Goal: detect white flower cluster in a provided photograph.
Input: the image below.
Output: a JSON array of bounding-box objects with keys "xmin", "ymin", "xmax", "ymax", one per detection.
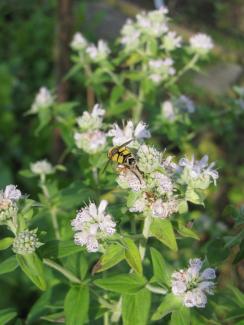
[
  {"xmin": 71, "ymin": 200, "xmax": 116, "ymax": 252},
  {"xmin": 161, "ymin": 95, "xmax": 195, "ymax": 122},
  {"xmin": 171, "ymin": 258, "xmax": 216, "ymax": 308},
  {"xmin": 70, "ymin": 32, "xmax": 110, "ymax": 62},
  {"xmin": 148, "ymin": 58, "xmax": 175, "ymax": 85},
  {"xmin": 189, "ymin": 33, "xmax": 214, "ymax": 54},
  {"xmin": 108, "ymin": 120, "xmax": 151, "ymax": 148},
  {"xmin": 0, "ymin": 185, "xmax": 22, "ymax": 223},
  {"xmin": 12, "ymin": 229, "xmax": 42, "ymax": 255},
  {"xmin": 31, "ymin": 159, "xmax": 54, "ymax": 176},
  {"xmin": 117, "ymin": 143, "xmax": 178, "ymax": 219},
  {"xmin": 30, "ymin": 87, "xmax": 54, "ymax": 114},
  {"xmin": 179, "ymin": 155, "xmax": 219, "ymax": 185},
  {"xmin": 74, "ymin": 104, "xmax": 107, "ymax": 154},
  {"xmin": 162, "ymin": 31, "xmax": 182, "ymax": 51}
]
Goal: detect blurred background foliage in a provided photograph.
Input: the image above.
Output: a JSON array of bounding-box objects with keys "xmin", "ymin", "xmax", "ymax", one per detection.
[{"xmin": 0, "ymin": 0, "xmax": 243, "ymax": 323}]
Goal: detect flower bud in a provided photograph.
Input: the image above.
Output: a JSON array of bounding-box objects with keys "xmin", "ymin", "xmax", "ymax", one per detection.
[{"xmin": 12, "ymin": 229, "xmax": 42, "ymax": 255}]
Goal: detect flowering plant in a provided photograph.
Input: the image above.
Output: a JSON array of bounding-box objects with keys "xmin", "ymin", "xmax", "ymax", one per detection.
[{"xmin": 0, "ymin": 6, "xmax": 243, "ymax": 325}]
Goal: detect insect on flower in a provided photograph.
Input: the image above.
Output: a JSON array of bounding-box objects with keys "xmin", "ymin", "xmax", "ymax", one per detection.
[{"xmin": 103, "ymin": 139, "xmax": 143, "ymax": 183}]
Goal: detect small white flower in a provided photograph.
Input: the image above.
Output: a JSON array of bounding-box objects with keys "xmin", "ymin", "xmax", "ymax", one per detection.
[
  {"xmin": 108, "ymin": 121, "xmax": 150, "ymax": 147},
  {"xmin": 129, "ymin": 194, "xmax": 147, "ymax": 213},
  {"xmin": 179, "ymin": 155, "xmax": 219, "ymax": 184},
  {"xmin": 161, "ymin": 100, "xmax": 176, "ymax": 121},
  {"xmin": 148, "ymin": 58, "xmax": 175, "ymax": 84},
  {"xmin": 74, "ymin": 130, "xmax": 106, "ymax": 154},
  {"xmin": 0, "ymin": 185, "xmax": 22, "ymax": 223},
  {"xmin": 3, "ymin": 185, "xmax": 22, "ymax": 201},
  {"xmin": 171, "ymin": 258, "xmax": 216, "ymax": 309},
  {"xmin": 149, "ymin": 74, "xmax": 163, "ymax": 84},
  {"xmin": 152, "ymin": 198, "xmax": 178, "ymax": 219},
  {"xmin": 189, "ymin": 33, "xmax": 214, "ymax": 54},
  {"xmin": 71, "ymin": 200, "xmax": 116, "ymax": 252},
  {"xmin": 86, "ymin": 40, "xmax": 110, "ymax": 62},
  {"xmin": 153, "ymin": 172, "xmax": 173, "ymax": 195},
  {"xmin": 70, "ymin": 32, "xmax": 87, "ymax": 51},
  {"xmin": 30, "ymin": 87, "xmax": 54, "ymax": 114},
  {"xmin": 76, "ymin": 104, "xmax": 105, "ymax": 132},
  {"xmin": 163, "ymin": 31, "xmax": 182, "ymax": 51},
  {"xmin": 31, "ymin": 160, "xmax": 54, "ymax": 176}
]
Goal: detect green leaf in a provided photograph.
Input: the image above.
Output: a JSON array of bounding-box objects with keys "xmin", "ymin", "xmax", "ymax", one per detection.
[
  {"xmin": 177, "ymin": 221, "xmax": 200, "ymax": 240},
  {"xmin": 92, "ymin": 244, "xmax": 125, "ymax": 274},
  {"xmin": 170, "ymin": 306, "xmax": 191, "ymax": 325},
  {"xmin": 122, "ymin": 289, "xmax": 151, "ymax": 325},
  {"xmin": 151, "ymin": 293, "xmax": 182, "ymax": 321},
  {"xmin": 150, "ymin": 219, "xmax": 178, "ymax": 252},
  {"xmin": 150, "ymin": 247, "xmax": 171, "ymax": 287},
  {"xmin": 124, "ymin": 238, "xmax": 142, "ymax": 274},
  {"xmin": 206, "ymin": 239, "xmax": 229, "ymax": 265},
  {"xmin": 39, "ymin": 240, "xmax": 84, "ymax": 259},
  {"xmin": 110, "ymin": 85, "xmax": 124, "ymax": 103},
  {"xmin": 0, "ymin": 256, "xmax": 18, "ymax": 275},
  {"xmin": 94, "ymin": 274, "xmax": 147, "ymax": 294},
  {"xmin": 64, "ymin": 286, "xmax": 89, "ymax": 325},
  {"xmin": 0, "ymin": 237, "xmax": 14, "ymax": 250},
  {"xmin": 185, "ymin": 187, "xmax": 205, "ymax": 205},
  {"xmin": 0, "ymin": 308, "xmax": 17, "ymax": 324},
  {"xmin": 107, "ymin": 99, "xmax": 136, "ymax": 117},
  {"xmin": 41, "ymin": 312, "xmax": 65, "ymax": 323},
  {"xmin": 17, "ymin": 253, "xmax": 47, "ymax": 290}
]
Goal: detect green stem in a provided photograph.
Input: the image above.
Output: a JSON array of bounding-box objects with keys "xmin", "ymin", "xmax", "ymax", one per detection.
[
  {"xmin": 146, "ymin": 284, "xmax": 167, "ymax": 295},
  {"xmin": 43, "ymin": 258, "xmax": 81, "ymax": 284},
  {"xmin": 40, "ymin": 178, "xmax": 60, "ymax": 240},
  {"xmin": 139, "ymin": 215, "xmax": 152, "ymax": 260},
  {"xmin": 165, "ymin": 53, "xmax": 199, "ymax": 87}
]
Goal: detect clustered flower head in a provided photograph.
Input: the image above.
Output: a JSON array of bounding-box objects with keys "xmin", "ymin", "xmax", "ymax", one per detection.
[
  {"xmin": 30, "ymin": 87, "xmax": 54, "ymax": 114},
  {"xmin": 148, "ymin": 58, "xmax": 175, "ymax": 85},
  {"xmin": 189, "ymin": 33, "xmax": 214, "ymax": 54},
  {"xmin": 70, "ymin": 32, "xmax": 110, "ymax": 63},
  {"xmin": 74, "ymin": 104, "xmax": 107, "ymax": 154},
  {"xmin": 161, "ymin": 95, "xmax": 195, "ymax": 122},
  {"xmin": 179, "ymin": 155, "xmax": 219, "ymax": 186},
  {"xmin": 108, "ymin": 120, "xmax": 151, "ymax": 148},
  {"xmin": 171, "ymin": 258, "xmax": 216, "ymax": 308},
  {"xmin": 0, "ymin": 185, "xmax": 22, "ymax": 223},
  {"xmin": 162, "ymin": 31, "xmax": 182, "ymax": 51},
  {"xmin": 31, "ymin": 159, "xmax": 54, "ymax": 176},
  {"xmin": 71, "ymin": 200, "xmax": 116, "ymax": 252},
  {"xmin": 12, "ymin": 229, "xmax": 42, "ymax": 255}
]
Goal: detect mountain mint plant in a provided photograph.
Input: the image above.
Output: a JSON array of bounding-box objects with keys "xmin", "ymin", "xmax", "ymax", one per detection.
[{"xmin": 1, "ymin": 6, "xmax": 241, "ymax": 325}]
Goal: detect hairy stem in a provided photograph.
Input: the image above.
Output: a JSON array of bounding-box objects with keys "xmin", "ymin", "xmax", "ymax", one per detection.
[
  {"xmin": 43, "ymin": 258, "xmax": 81, "ymax": 284},
  {"xmin": 139, "ymin": 215, "xmax": 152, "ymax": 260}
]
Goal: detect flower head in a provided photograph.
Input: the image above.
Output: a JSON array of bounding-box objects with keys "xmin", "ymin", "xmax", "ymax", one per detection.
[
  {"xmin": 31, "ymin": 160, "xmax": 54, "ymax": 176},
  {"xmin": 108, "ymin": 121, "xmax": 150, "ymax": 147},
  {"xmin": 163, "ymin": 31, "xmax": 182, "ymax": 51},
  {"xmin": 30, "ymin": 87, "xmax": 54, "ymax": 114},
  {"xmin": 86, "ymin": 40, "xmax": 110, "ymax": 62},
  {"xmin": 71, "ymin": 32, "xmax": 88, "ymax": 51},
  {"xmin": 12, "ymin": 229, "xmax": 42, "ymax": 255},
  {"xmin": 71, "ymin": 200, "xmax": 116, "ymax": 252},
  {"xmin": 171, "ymin": 258, "xmax": 216, "ymax": 308},
  {"xmin": 76, "ymin": 104, "xmax": 105, "ymax": 132},
  {"xmin": 0, "ymin": 185, "xmax": 22, "ymax": 223},
  {"xmin": 74, "ymin": 130, "xmax": 106, "ymax": 154},
  {"xmin": 117, "ymin": 165, "xmax": 145, "ymax": 192},
  {"xmin": 137, "ymin": 145, "xmax": 161, "ymax": 174},
  {"xmin": 189, "ymin": 33, "xmax": 214, "ymax": 54},
  {"xmin": 148, "ymin": 58, "xmax": 175, "ymax": 84}
]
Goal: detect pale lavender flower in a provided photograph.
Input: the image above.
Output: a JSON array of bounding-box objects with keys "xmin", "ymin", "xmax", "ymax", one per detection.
[
  {"xmin": 189, "ymin": 33, "xmax": 214, "ymax": 54},
  {"xmin": 31, "ymin": 160, "xmax": 54, "ymax": 176},
  {"xmin": 108, "ymin": 121, "xmax": 150, "ymax": 147},
  {"xmin": 163, "ymin": 31, "xmax": 182, "ymax": 51},
  {"xmin": 74, "ymin": 130, "xmax": 106, "ymax": 154},
  {"xmin": 171, "ymin": 258, "xmax": 216, "ymax": 308},
  {"xmin": 152, "ymin": 198, "xmax": 178, "ymax": 218},
  {"xmin": 71, "ymin": 200, "xmax": 116, "ymax": 252},
  {"xmin": 76, "ymin": 104, "xmax": 105, "ymax": 132},
  {"xmin": 0, "ymin": 185, "xmax": 22, "ymax": 223},
  {"xmin": 117, "ymin": 166, "xmax": 145, "ymax": 192},
  {"xmin": 86, "ymin": 40, "xmax": 110, "ymax": 62},
  {"xmin": 153, "ymin": 172, "xmax": 173, "ymax": 195},
  {"xmin": 137, "ymin": 145, "xmax": 161, "ymax": 174},
  {"xmin": 30, "ymin": 87, "xmax": 54, "ymax": 114},
  {"xmin": 161, "ymin": 100, "xmax": 176, "ymax": 121},
  {"xmin": 70, "ymin": 32, "xmax": 87, "ymax": 51}
]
